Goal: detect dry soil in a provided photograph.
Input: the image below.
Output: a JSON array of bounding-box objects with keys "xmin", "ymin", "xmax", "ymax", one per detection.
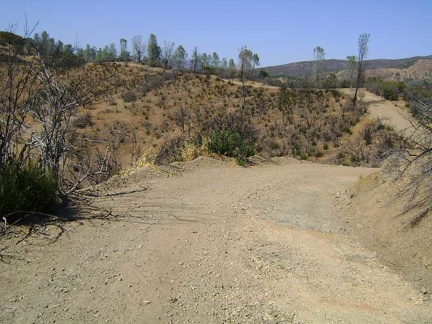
[{"xmin": 1, "ymin": 91, "xmax": 431, "ymax": 324}]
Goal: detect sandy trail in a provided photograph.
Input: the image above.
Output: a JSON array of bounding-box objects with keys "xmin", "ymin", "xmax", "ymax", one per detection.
[
  {"xmin": 341, "ymin": 89, "xmax": 415, "ymax": 135},
  {"xmin": 1, "ymin": 157, "xmax": 431, "ymax": 323},
  {"xmin": 363, "ymin": 92, "xmax": 413, "ymax": 133}
]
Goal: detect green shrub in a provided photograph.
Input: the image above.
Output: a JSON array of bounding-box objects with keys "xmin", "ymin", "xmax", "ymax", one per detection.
[
  {"xmin": 366, "ymin": 77, "xmax": 406, "ymax": 101},
  {"xmin": 0, "ymin": 163, "xmax": 59, "ymax": 218},
  {"xmin": 209, "ymin": 129, "xmax": 254, "ymax": 165},
  {"xmin": 270, "ymin": 142, "xmax": 280, "ymax": 150},
  {"xmin": 382, "ymin": 83, "xmax": 400, "ymax": 101}
]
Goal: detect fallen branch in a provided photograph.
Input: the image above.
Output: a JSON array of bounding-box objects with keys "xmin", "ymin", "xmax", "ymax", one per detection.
[
  {"xmin": 105, "ymin": 186, "xmax": 148, "ymax": 197},
  {"xmin": 409, "ymin": 208, "xmax": 430, "ymax": 228},
  {"xmin": 2, "ymin": 210, "xmax": 74, "ymax": 225}
]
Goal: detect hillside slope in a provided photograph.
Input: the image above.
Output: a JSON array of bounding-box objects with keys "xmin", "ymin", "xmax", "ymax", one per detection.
[
  {"xmin": 265, "ymin": 55, "xmax": 432, "ymax": 80},
  {"xmin": 69, "ymin": 63, "xmax": 388, "ymax": 174}
]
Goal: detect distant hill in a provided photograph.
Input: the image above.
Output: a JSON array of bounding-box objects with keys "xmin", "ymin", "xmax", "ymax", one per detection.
[{"xmin": 264, "ymin": 55, "xmax": 432, "ymax": 78}]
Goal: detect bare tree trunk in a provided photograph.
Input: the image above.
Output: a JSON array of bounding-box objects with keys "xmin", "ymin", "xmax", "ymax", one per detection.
[{"xmin": 352, "ymin": 33, "xmax": 370, "ymax": 106}]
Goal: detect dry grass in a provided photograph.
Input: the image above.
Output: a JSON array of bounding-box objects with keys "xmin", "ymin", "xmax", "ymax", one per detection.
[{"xmin": 21, "ymin": 61, "xmax": 404, "ymax": 187}]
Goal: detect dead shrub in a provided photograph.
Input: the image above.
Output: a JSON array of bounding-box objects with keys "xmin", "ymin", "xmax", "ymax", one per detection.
[
  {"xmin": 73, "ymin": 112, "xmax": 93, "ymax": 129},
  {"xmin": 122, "ymin": 90, "xmax": 137, "ymax": 103}
]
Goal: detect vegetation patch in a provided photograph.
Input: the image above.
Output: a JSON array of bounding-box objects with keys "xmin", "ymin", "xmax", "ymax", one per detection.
[
  {"xmin": 0, "ymin": 162, "xmax": 59, "ymax": 219},
  {"xmin": 208, "ymin": 129, "xmax": 254, "ymax": 165},
  {"xmin": 366, "ymin": 77, "xmax": 406, "ymax": 101}
]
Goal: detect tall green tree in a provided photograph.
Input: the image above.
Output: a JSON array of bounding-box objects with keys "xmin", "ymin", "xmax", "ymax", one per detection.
[
  {"xmin": 191, "ymin": 47, "xmax": 200, "ymax": 73},
  {"xmin": 212, "ymin": 52, "xmax": 220, "ymax": 69},
  {"xmin": 172, "ymin": 45, "xmax": 187, "ymax": 70},
  {"xmin": 95, "ymin": 44, "xmax": 117, "ymax": 62},
  {"xmin": 83, "ymin": 44, "xmax": 97, "ymax": 62},
  {"xmin": 40, "ymin": 31, "xmax": 52, "ymax": 56},
  {"xmin": 95, "ymin": 48, "xmax": 105, "ymax": 62},
  {"xmin": 147, "ymin": 33, "xmax": 161, "ymax": 67},
  {"xmin": 53, "ymin": 40, "xmax": 64, "ymax": 57},
  {"xmin": 33, "ymin": 31, "xmax": 53, "ymax": 56},
  {"xmin": 33, "ymin": 32, "xmax": 40, "ymax": 49},
  {"xmin": 228, "ymin": 58, "xmax": 236, "ymax": 79},
  {"xmin": 119, "ymin": 38, "xmax": 130, "ymax": 62},
  {"xmin": 110, "ymin": 43, "xmax": 117, "ymax": 60},
  {"xmin": 238, "ymin": 46, "xmax": 259, "ymax": 80},
  {"xmin": 200, "ymin": 53, "xmax": 210, "ymax": 70},
  {"xmin": 60, "ymin": 43, "xmax": 83, "ymax": 68}
]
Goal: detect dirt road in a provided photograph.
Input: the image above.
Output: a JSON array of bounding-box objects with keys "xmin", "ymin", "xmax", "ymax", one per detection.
[
  {"xmin": 1, "ymin": 156, "xmax": 431, "ymax": 323},
  {"xmin": 341, "ymin": 89, "xmax": 414, "ymax": 134}
]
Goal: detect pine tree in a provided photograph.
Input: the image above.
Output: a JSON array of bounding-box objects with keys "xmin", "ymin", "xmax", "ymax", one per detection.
[{"xmin": 147, "ymin": 34, "xmax": 161, "ymax": 67}]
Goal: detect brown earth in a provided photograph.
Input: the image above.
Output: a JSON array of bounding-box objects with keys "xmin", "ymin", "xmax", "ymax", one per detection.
[
  {"xmin": 339, "ymin": 89, "xmax": 413, "ymax": 134},
  {"xmin": 1, "ymin": 91, "xmax": 431, "ymax": 323},
  {"xmin": 365, "ymin": 59, "xmax": 432, "ymax": 81}
]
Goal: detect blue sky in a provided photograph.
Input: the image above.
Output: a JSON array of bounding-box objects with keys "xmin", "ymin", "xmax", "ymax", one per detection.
[{"xmin": 2, "ymin": 0, "xmax": 431, "ymax": 67}]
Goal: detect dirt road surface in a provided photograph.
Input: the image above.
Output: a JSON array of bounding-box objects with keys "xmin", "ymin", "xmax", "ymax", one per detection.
[
  {"xmin": 341, "ymin": 89, "xmax": 414, "ymax": 134},
  {"xmin": 1, "ymin": 156, "xmax": 431, "ymax": 323}
]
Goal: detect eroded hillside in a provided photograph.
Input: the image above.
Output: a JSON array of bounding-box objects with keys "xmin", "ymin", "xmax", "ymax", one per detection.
[{"xmin": 66, "ymin": 62, "xmax": 401, "ymax": 186}]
